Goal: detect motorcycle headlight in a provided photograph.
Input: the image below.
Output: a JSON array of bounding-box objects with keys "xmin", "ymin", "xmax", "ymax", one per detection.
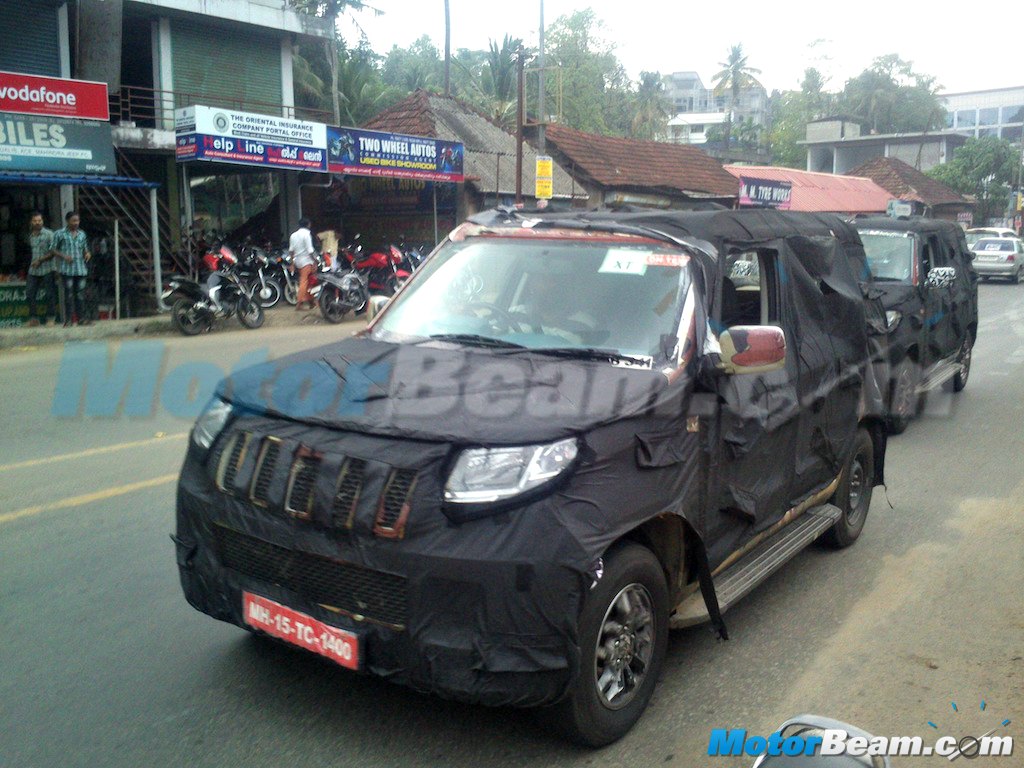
[
  {"xmin": 885, "ymin": 310, "xmax": 902, "ymax": 330},
  {"xmin": 444, "ymin": 438, "xmax": 579, "ymax": 514},
  {"xmin": 192, "ymin": 398, "xmax": 233, "ymax": 452}
]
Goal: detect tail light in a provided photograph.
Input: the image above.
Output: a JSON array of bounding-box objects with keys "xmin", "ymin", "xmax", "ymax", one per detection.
[{"xmin": 1007, "ymin": 254, "xmax": 1015, "ymax": 262}]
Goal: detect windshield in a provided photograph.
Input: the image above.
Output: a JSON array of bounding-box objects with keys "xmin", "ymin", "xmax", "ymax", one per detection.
[
  {"xmin": 372, "ymin": 234, "xmax": 692, "ymax": 361},
  {"xmin": 859, "ymin": 231, "xmax": 915, "ymax": 282},
  {"xmin": 974, "ymin": 238, "xmax": 1015, "ymax": 252}
]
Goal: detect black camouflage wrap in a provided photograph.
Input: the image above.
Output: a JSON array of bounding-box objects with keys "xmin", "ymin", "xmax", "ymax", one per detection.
[{"xmin": 175, "ymin": 208, "xmax": 885, "ymax": 707}]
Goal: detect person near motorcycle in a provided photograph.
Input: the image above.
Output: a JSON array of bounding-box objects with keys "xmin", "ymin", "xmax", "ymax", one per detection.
[{"xmin": 289, "ymin": 217, "xmax": 317, "ymax": 310}]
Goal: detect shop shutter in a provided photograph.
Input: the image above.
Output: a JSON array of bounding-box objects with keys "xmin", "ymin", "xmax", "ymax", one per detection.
[
  {"xmin": 0, "ymin": 0, "xmax": 61, "ymax": 77},
  {"xmin": 171, "ymin": 19, "xmax": 283, "ymax": 113}
]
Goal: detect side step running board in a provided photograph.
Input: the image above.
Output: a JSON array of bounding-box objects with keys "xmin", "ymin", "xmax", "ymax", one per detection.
[
  {"xmin": 918, "ymin": 355, "xmax": 962, "ymax": 393},
  {"xmin": 670, "ymin": 504, "xmax": 842, "ymax": 629}
]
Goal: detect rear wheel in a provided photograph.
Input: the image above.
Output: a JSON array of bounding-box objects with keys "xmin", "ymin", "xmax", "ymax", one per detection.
[
  {"xmin": 237, "ymin": 297, "xmax": 265, "ymax": 329},
  {"xmin": 824, "ymin": 428, "xmax": 874, "ymax": 548},
  {"xmin": 254, "ymin": 279, "xmax": 282, "ymax": 308},
  {"xmin": 282, "ymin": 281, "xmax": 298, "ymax": 305},
  {"xmin": 171, "ymin": 298, "xmax": 209, "ymax": 336},
  {"xmin": 319, "ymin": 282, "xmax": 366, "ymax": 324},
  {"xmin": 886, "ymin": 358, "xmax": 919, "ymax": 435},
  {"xmin": 544, "ymin": 543, "xmax": 669, "ymax": 747},
  {"xmin": 952, "ymin": 336, "xmax": 972, "ymax": 392}
]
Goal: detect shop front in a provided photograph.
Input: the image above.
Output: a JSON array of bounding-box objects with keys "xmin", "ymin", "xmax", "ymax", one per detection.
[{"xmin": 0, "ymin": 69, "xmax": 157, "ymax": 325}]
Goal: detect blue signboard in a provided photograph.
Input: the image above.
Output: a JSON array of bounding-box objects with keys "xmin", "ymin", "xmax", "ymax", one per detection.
[
  {"xmin": 327, "ymin": 126, "xmax": 464, "ymax": 183},
  {"xmin": 0, "ymin": 114, "xmax": 116, "ymax": 174}
]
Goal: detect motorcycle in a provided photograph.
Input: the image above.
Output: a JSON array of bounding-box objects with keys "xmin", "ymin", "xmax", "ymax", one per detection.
[
  {"xmin": 236, "ymin": 242, "xmax": 283, "ymax": 309},
  {"xmin": 340, "ymin": 235, "xmax": 411, "ymax": 296},
  {"xmin": 317, "ymin": 269, "xmax": 369, "ymax": 324},
  {"xmin": 162, "ymin": 269, "xmax": 265, "ymax": 336}
]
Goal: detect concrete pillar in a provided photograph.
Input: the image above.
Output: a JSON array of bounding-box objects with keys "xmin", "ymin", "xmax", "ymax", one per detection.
[{"xmin": 281, "ymin": 173, "xmax": 301, "ymax": 236}]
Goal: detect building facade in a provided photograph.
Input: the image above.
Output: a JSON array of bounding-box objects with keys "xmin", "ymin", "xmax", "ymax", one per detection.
[
  {"xmin": 663, "ymin": 70, "xmax": 769, "ymax": 129},
  {"xmin": 941, "ymin": 86, "xmax": 1024, "ymax": 143},
  {"xmin": 801, "ymin": 118, "xmax": 966, "ymax": 175}
]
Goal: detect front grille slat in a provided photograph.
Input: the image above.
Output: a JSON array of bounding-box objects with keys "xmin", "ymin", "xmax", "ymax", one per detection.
[
  {"xmin": 249, "ymin": 437, "xmax": 282, "ymax": 507},
  {"xmin": 285, "ymin": 451, "xmax": 321, "ymax": 520},
  {"xmin": 216, "ymin": 432, "xmax": 251, "ymax": 492},
  {"xmin": 333, "ymin": 457, "xmax": 367, "ymax": 529},
  {"xmin": 374, "ymin": 469, "xmax": 417, "ymax": 539},
  {"xmin": 215, "ymin": 525, "xmax": 408, "ymax": 628}
]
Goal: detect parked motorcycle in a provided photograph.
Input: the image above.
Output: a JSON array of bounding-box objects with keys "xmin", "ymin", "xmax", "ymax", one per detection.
[
  {"xmin": 162, "ymin": 270, "xmax": 264, "ymax": 336},
  {"xmin": 317, "ymin": 269, "xmax": 369, "ymax": 324},
  {"xmin": 236, "ymin": 243, "xmax": 283, "ymax": 309},
  {"xmin": 340, "ymin": 234, "xmax": 410, "ymax": 296}
]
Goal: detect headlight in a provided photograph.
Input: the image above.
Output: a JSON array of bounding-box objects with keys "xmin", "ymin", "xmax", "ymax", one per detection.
[
  {"xmin": 192, "ymin": 398, "xmax": 233, "ymax": 451},
  {"xmin": 885, "ymin": 310, "xmax": 902, "ymax": 330},
  {"xmin": 444, "ymin": 437, "xmax": 579, "ymax": 506}
]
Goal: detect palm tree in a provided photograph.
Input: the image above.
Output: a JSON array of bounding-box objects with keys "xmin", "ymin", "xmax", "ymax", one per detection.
[
  {"xmin": 631, "ymin": 71, "xmax": 671, "ymax": 140},
  {"xmin": 712, "ymin": 44, "xmax": 762, "ymax": 148}
]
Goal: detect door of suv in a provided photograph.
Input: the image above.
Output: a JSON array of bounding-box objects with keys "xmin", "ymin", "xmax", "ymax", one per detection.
[{"xmin": 921, "ymin": 235, "xmax": 959, "ymax": 365}]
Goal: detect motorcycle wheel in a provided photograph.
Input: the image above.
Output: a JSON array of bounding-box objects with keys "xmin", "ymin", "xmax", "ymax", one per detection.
[
  {"xmin": 283, "ymin": 281, "xmax": 298, "ymax": 305},
  {"xmin": 171, "ymin": 298, "xmax": 209, "ymax": 336},
  {"xmin": 256, "ymin": 279, "xmax": 283, "ymax": 309},
  {"xmin": 237, "ymin": 297, "xmax": 265, "ymax": 329},
  {"xmin": 319, "ymin": 282, "xmax": 366, "ymax": 324}
]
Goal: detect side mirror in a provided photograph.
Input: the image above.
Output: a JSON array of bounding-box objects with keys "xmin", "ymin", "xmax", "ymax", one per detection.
[
  {"xmin": 718, "ymin": 325, "xmax": 787, "ymax": 375},
  {"xmin": 367, "ymin": 294, "xmax": 390, "ymax": 322},
  {"xmin": 926, "ymin": 266, "xmax": 956, "ymax": 289}
]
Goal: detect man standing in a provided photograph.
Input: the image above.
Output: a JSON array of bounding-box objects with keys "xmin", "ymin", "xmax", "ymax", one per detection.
[
  {"xmin": 289, "ymin": 217, "xmax": 316, "ymax": 311},
  {"xmin": 52, "ymin": 211, "xmax": 92, "ymax": 327},
  {"xmin": 25, "ymin": 212, "xmax": 57, "ymax": 327}
]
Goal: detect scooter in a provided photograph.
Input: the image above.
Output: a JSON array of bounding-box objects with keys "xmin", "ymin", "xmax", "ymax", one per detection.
[{"xmin": 162, "ymin": 269, "xmax": 265, "ymax": 336}]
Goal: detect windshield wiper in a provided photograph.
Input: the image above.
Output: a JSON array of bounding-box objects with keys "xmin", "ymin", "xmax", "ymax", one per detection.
[
  {"xmin": 526, "ymin": 346, "xmax": 654, "ymax": 367},
  {"xmin": 424, "ymin": 333, "xmax": 527, "ymax": 349}
]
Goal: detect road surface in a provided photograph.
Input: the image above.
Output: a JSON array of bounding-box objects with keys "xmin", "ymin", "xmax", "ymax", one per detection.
[{"xmin": 1, "ymin": 288, "xmax": 1021, "ymax": 767}]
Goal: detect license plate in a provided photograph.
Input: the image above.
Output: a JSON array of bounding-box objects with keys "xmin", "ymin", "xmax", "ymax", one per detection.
[
  {"xmin": 976, "ymin": 254, "xmax": 998, "ymax": 261},
  {"xmin": 243, "ymin": 592, "xmax": 360, "ymax": 670}
]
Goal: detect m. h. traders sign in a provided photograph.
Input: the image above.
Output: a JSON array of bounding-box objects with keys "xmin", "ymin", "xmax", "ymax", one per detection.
[
  {"xmin": 738, "ymin": 176, "xmax": 793, "ymax": 209},
  {"xmin": 0, "ymin": 115, "xmax": 116, "ymax": 174},
  {"xmin": 174, "ymin": 106, "xmax": 328, "ymax": 172},
  {"xmin": 327, "ymin": 126, "xmax": 464, "ymax": 183},
  {"xmin": 0, "ymin": 71, "xmax": 110, "ymax": 121}
]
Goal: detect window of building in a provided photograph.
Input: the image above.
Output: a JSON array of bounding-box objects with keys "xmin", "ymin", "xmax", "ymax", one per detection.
[
  {"xmin": 979, "ymin": 107, "xmax": 1000, "ymax": 126},
  {"xmin": 978, "ymin": 127, "xmax": 999, "ymax": 138},
  {"xmin": 1001, "ymin": 125, "xmax": 1023, "ymax": 142},
  {"xmin": 956, "ymin": 110, "xmax": 977, "ymax": 128},
  {"xmin": 944, "ymin": 111, "xmax": 955, "ymax": 128},
  {"xmin": 1002, "ymin": 105, "xmax": 1024, "ymax": 123}
]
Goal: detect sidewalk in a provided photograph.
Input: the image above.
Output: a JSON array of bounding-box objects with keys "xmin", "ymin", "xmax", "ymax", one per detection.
[{"xmin": 0, "ymin": 305, "xmax": 365, "ymax": 350}]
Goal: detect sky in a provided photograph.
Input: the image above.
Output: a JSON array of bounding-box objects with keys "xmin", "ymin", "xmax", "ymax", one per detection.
[{"xmin": 339, "ymin": 0, "xmax": 1018, "ymax": 95}]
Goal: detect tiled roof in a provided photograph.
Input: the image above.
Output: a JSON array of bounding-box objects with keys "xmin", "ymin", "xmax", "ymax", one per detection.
[
  {"xmin": 724, "ymin": 165, "xmax": 892, "ymax": 213},
  {"xmin": 542, "ymin": 123, "xmax": 738, "ymax": 198},
  {"xmin": 848, "ymin": 156, "xmax": 967, "ymax": 207},
  {"xmin": 362, "ymin": 90, "xmax": 582, "ymax": 199}
]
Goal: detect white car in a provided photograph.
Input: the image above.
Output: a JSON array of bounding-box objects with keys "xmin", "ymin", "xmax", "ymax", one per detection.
[
  {"xmin": 966, "ymin": 227, "xmax": 1019, "ymax": 247},
  {"xmin": 971, "ymin": 237, "xmax": 1024, "ymax": 282}
]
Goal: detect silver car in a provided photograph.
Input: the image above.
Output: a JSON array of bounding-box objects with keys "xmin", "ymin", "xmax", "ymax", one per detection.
[{"xmin": 971, "ymin": 237, "xmax": 1023, "ymax": 282}]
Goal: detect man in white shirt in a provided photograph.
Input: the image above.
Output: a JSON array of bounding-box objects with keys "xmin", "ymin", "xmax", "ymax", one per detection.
[{"xmin": 289, "ymin": 217, "xmax": 317, "ymax": 310}]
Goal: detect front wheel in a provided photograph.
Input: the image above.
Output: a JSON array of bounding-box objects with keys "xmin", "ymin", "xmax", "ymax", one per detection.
[
  {"xmin": 319, "ymin": 282, "xmax": 366, "ymax": 324},
  {"xmin": 544, "ymin": 543, "xmax": 669, "ymax": 747},
  {"xmin": 886, "ymin": 358, "xmax": 919, "ymax": 435},
  {"xmin": 171, "ymin": 298, "xmax": 209, "ymax": 336},
  {"xmin": 255, "ymin": 279, "xmax": 282, "ymax": 308},
  {"xmin": 823, "ymin": 428, "xmax": 874, "ymax": 548},
  {"xmin": 282, "ymin": 280, "xmax": 298, "ymax": 305},
  {"xmin": 237, "ymin": 297, "xmax": 265, "ymax": 329}
]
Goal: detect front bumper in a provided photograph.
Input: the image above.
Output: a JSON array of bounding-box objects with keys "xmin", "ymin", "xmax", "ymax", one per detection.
[{"xmin": 174, "ymin": 419, "xmax": 587, "ymax": 708}]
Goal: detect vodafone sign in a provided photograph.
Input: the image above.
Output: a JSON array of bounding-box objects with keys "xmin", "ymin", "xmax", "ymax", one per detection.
[{"xmin": 0, "ymin": 71, "xmax": 109, "ymax": 121}]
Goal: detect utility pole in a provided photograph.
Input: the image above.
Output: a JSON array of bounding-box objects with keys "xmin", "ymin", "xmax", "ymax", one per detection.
[
  {"xmin": 515, "ymin": 44, "xmax": 525, "ymax": 204},
  {"xmin": 444, "ymin": 0, "xmax": 451, "ymax": 97},
  {"xmin": 538, "ymin": 0, "xmax": 546, "ymax": 154}
]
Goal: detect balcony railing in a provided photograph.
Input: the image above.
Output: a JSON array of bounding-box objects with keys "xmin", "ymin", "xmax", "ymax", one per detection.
[{"xmin": 108, "ymin": 85, "xmax": 333, "ymax": 129}]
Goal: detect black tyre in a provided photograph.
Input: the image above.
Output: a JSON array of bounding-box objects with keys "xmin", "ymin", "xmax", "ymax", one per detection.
[
  {"xmin": 952, "ymin": 336, "xmax": 972, "ymax": 393},
  {"xmin": 237, "ymin": 298, "xmax": 265, "ymax": 329},
  {"xmin": 171, "ymin": 298, "xmax": 209, "ymax": 336},
  {"xmin": 545, "ymin": 543, "xmax": 669, "ymax": 747},
  {"xmin": 283, "ymin": 281, "xmax": 298, "ymax": 305},
  {"xmin": 1014, "ymin": 269, "xmax": 1022, "ymax": 285},
  {"xmin": 254, "ymin": 279, "xmax": 282, "ymax": 309},
  {"xmin": 319, "ymin": 282, "xmax": 366, "ymax": 324},
  {"xmin": 824, "ymin": 428, "xmax": 874, "ymax": 548},
  {"xmin": 886, "ymin": 358, "xmax": 919, "ymax": 435}
]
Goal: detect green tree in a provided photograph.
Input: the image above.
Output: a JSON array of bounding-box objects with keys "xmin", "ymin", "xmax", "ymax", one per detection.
[
  {"xmin": 837, "ymin": 55, "xmax": 943, "ymax": 134},
  {"xmin": 929, "ymin": 136, "xmax": 1018, "ymax": 222},
  {"xmin": 382, "ymin": 35, "xmax": 445, "ymax": 93},
  {"xmin": 631, "ymin": 71, "xmax": 671, "ymax": 140},
  {"xmin": 767, "ymin": 67, "xmax": 834, "ymax": 168},
  {"xmin": 712, "ymin": 44, "xmax": 762, "ymax": 147}
]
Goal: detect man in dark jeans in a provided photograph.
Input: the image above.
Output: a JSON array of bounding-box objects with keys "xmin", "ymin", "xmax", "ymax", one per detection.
[
  {"xmin": 25, "ymin": 211, "xmax": 57, "ymax": 326},
  {"xmin": 52, "ymin": 211, "xmax": 92, "ymax": 327}
]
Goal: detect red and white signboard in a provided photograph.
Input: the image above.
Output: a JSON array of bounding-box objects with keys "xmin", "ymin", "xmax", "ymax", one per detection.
[
  {"xmin": 243, "ymin": 591, "xmax": 361, "ymax": 670},
  {"xmin": 0, "ymin": 71, "xmax": 110, "ymax": 121}
]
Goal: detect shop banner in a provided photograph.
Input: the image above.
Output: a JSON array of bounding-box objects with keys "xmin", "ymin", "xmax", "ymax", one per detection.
[
  {"xmin": 535, "ymin": 155, "xmax": 553, "ymax": 200},
  {"xmin": 327, "ymin": 126, "xmax": 464, "ymax": 182},
  {"xmin": 738, "ymin": 176, "xmax": 792, "ymax": 209},
  {"xmin": 174, "ymin": 106, "xmax": 328, "ymax": 172},
  {"xmin": 0, "ymin": 71, "xmax": 110, "ymax": 121},
  {"xmin": 0, "ymin": 115, "xmax": 116, "ymax": 174}
]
